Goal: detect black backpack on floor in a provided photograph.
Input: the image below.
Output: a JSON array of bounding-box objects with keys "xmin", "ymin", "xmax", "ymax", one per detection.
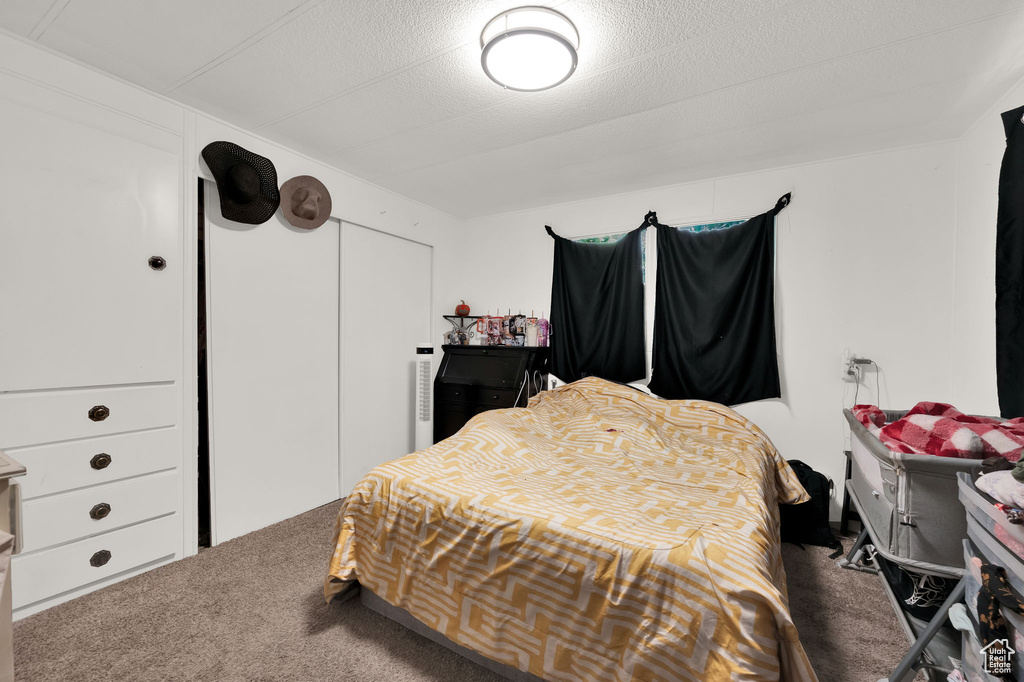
[{"xmin": 779, "ymin": 460, "xmax": 842, "ymax": 557}]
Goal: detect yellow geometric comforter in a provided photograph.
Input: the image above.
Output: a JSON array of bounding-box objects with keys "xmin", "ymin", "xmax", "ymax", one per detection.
[{"xmin": 325, "ymin": 377, "xmax": 817, "ymax": 681}]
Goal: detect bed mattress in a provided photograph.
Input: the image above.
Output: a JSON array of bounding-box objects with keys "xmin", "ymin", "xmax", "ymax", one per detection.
[{"xmin": 325, "ymin": 377, "xmax": 816, "ymax": 681}]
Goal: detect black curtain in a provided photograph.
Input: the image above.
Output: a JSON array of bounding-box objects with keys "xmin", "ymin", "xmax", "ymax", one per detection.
[
  {"xmin": 648, "ymin": 196, "xmax": 789, "ymax": 404},
  {"xmin": 998, "ymin": 105, "xmax": 1024, "ymax": 418},
  {"xmin": 547, "ymin": 225, "xmax": 646, "ymax": 383}
]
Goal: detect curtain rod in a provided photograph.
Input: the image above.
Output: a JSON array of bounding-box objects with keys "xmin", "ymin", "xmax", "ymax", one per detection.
[
  {"xmin": 546, "ymin": 193, "xmax": 792, "ymax": 240},
  {"xmin": 644, "ymin": 192, "xmax": 792, "ymax": 229},
  {"xmin": 547, "ymin": 213, "xmax": 756, "ymax": 240}
]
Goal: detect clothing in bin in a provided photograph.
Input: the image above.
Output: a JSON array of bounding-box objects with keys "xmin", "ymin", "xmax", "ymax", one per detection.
[{"xmin": 959, "ymin": 472, "xmax": 1024, "ymax": 680}]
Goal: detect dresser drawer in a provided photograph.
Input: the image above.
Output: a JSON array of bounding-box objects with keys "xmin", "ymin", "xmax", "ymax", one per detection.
[
  {"xmin": 12, "ymin": 513, "xmax": 180, "ymax": 611},
  {"xmin": 0, "ymin": 384, "xmax": 177, "ymax": 449},
  {"xmin": 7, "ymin": 427, "xmax": 179, "ymax": 500},
  {"xmin": 435, "ymin": 384, "xmax": 474, "ymax": 404},
  {"xmin": 436, "ymin": 385, "xmax": 521, "ymax": 407},
  {"xmin": 477, "ymin": 388, "xmax": 522, "ymax": 407},
  {"xmin": 20, "ymin": 470, "xmax": 177, "ymax": 553}
]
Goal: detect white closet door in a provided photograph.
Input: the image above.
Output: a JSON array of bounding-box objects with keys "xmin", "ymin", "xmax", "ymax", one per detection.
[
  {"xmin": 340, "ymin": 222, "xmax": 432, "ymax": 493},
  {"xmin": 206, "ymin": 186, "xmax": 340, "ymax": 544},
  {"xmin": 0, "ymin": 78, "xmax": 181, "ymax": 392}
]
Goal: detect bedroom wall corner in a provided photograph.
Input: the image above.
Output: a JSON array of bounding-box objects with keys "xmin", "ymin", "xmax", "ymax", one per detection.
[{"xmin": 950, "ymin": 76, "xmax": 1024, "ymax": 417}]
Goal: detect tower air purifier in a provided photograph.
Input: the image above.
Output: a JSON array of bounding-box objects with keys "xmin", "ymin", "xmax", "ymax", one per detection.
[{"xmin": 414, "ymin": 344, "xmax": 434, "ymax": 451}]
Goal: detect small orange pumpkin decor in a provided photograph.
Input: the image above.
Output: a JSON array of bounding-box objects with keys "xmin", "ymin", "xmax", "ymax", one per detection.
[{"xmin": 455, "ymin": 300, "xmax": 471, "ymax": 316}]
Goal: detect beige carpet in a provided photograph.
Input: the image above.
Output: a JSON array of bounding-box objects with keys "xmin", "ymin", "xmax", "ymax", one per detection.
[{"xmin": 13, "ymin": 502, "xmax": 918, "ymax": 681}]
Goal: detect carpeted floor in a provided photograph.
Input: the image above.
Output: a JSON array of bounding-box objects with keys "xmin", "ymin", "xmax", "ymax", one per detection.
[{"xmin": 13, "ymin": 502, "xmax": 917, "ymax": 681}]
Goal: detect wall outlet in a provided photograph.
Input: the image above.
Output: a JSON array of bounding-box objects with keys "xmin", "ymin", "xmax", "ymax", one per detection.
[{"xmin": 841, "ymin": 347, "xmax": 858, "ymax": 382}]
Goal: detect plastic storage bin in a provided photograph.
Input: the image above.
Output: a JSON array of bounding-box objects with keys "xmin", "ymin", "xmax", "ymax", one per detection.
[
  {"xmin": 960, "ymin": 489, "xmax": 1024, "ymax": 682},
  {"xmin": 958, "ymin": 471, "xmax": 1024, "ymax": 562},
  {"xmin": 845, "ymin": 408, "xmax": 984, "ymax": 573},
  {"xmin": 961, "ymin": 622, "xmax": 1006, "ymax": 682},
  {"xmin": 962, "ymin": 538, "xmax": 1024, "ymax": 678}
]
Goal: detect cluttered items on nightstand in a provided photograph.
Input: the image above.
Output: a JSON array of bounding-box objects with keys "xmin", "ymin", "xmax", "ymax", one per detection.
[{"xmin": 442, "ymin": 300, "xmax": 550, "ymax": 347}]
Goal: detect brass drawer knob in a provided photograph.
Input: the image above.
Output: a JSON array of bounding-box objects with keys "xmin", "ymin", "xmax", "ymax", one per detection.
[
  {"xmin": 90, "ymin": 550, "xmax": 112, "ymax": 567},
  {"xmin": 90, "ymin": 503, "xmax": 112, "ymax": 520},
  {"xmin": 90, "ymin": 453, "xmax": 112, "ymax": 470},
  {"xmin": 88, "ymin": 405, "xmax": 110, "ymax": 422},
  {"xmin": 148, "ymin": 256, "xmax": 166, "ymax": 270}
]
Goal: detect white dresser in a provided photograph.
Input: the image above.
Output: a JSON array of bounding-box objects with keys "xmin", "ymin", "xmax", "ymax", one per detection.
[
  {"xmin": 0, "ymin": 451, "xmax": 26, "ymax": 682},
  {"xmin": 0, "ymin": 40, "xmax": 186, "ymax": 618},
  {"xmin": 0, "ymin": 390, "xmax": 182, "ymax": 618}
]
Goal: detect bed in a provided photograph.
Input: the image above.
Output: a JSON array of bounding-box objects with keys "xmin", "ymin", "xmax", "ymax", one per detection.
[{"xmin": 325, "ymin": 377, "xmax": 817, "ymax": 681}]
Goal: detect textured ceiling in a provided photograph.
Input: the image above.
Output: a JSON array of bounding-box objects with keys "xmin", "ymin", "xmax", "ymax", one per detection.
[{"xmin": 4, "ymin": 0, "xmax": 1024, "ymax": 218}]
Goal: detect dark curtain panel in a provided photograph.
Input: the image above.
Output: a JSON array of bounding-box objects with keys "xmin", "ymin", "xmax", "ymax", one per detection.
[
  {"xmin": 547, "ymin": 225, "xmax": 646, "ymax": 383},
  {"xmin": 998, "ymin": 104, "xmax": 1024, "ymax": 418},
  {"xmin": 649, "ymin": 199, "xmax": 787, "ymax": 404}
]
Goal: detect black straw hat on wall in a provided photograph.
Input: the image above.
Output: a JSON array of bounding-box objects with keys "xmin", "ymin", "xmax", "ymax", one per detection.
[{"xmin": 201, "ymin": 141, "xmax": 280, "ymax": 225}]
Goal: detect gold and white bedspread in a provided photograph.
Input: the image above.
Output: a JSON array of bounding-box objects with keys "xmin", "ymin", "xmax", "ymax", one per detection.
[{"xmin": 325, "ymin": 377, "xmax": 816, "ymax": 681}]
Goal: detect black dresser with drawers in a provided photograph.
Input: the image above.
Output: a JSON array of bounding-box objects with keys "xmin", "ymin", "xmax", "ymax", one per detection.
[{"xmin": 433, "ymin": 345, "xmax": 550, "ymax": 443}]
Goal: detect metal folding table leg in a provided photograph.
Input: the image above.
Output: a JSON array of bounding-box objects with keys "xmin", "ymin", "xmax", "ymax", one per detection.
[
  {"xmin": 836, "ymin": 526, "xmax": 878, "ymax": 574},
  {"xmin": 880, "ymin": 576, "xmax": 966, "ymax": 682},
  {"xmin": 840, "ymin": 450, "xmax": 857, "ymax": 535}
]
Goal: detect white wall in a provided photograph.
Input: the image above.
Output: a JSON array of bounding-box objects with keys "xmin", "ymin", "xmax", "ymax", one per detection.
[
  {"xmin": 444, "ymin": 143, "xmax": 967, "ymax": 509},
  {"xmin": 951, "ymin": 77, "xmax": 1024, "ymax": 416}
]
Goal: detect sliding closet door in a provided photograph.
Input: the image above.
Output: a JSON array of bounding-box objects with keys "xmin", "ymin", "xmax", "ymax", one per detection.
[
  {"xmin": 205, "ymin": 185, "xmax": 340, "ymax": 544},
  {"xmin": 340, "ymin": 223, "xmax": 432, "ymax": 493}
]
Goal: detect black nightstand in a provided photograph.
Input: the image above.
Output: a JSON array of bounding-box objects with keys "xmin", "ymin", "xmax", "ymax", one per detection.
[{"xmin": 433, "ymin": 345, "xmax": 549, "ymax": 443}]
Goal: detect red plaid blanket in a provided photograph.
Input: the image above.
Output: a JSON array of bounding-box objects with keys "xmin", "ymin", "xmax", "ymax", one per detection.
[{"xmin": 852, "ymin": 402, "xmax": 1024, "ymax": 461}]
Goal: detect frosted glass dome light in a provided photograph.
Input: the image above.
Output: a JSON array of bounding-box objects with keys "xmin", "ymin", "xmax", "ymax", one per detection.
[{"xmin": 480, "ymin": 7, "xmax": 579, "ymax": 92}]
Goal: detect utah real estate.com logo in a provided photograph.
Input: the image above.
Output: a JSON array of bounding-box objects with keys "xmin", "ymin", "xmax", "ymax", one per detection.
[{"xmin": 982, "ymin": 639, "xmax": 1015, "ymax": 675}]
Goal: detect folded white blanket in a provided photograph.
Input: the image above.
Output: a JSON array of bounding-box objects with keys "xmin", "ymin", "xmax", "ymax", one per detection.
[{"xmin": 977, "ymin": 470, "xmax": 1024, "ymax": 507}]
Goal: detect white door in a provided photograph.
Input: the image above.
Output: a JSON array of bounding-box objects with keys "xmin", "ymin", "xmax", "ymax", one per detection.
[
  {"xmin": 340, "ymin": 222, "xmax": 432, "ymax": 493},
  {"xmin": 205, "ymin": 183, "xmax": 340, "ymax": 543},
  {"xmin": 0, "ymin": 78, "xmax": 181, "ymax": 392}
]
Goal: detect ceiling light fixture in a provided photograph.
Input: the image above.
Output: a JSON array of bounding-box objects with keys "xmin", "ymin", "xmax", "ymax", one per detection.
[{"xmin": 480, "ymin": 6, "xmax": 579, "ymax": 92}]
